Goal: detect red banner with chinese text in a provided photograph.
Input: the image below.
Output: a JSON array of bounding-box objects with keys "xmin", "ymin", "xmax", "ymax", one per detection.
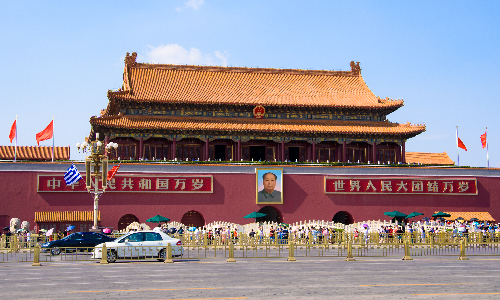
[
  {"xmin": 325, "ymin": 177, "xmax": 477, "ymax": 195},
  {"xmin": 38, "ymin": 174, "xmax": 213, "ymax": 193}
]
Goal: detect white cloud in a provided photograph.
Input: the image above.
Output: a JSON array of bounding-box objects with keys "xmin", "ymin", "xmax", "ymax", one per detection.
[
  {"xmin": 185, "ymin": 0, "xmax": 204, "ymax": 9},
  {"xmin": 144, "ymin": 44, "xmax": 228, "ymax": 66},
  {"xmin": 177, "ymin": 0, "xmax": 204, "ymax": 11}
]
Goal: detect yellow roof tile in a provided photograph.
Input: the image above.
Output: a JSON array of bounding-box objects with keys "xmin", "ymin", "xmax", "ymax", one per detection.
[
  {"xmin": 0, "ymin": 146, "xmax": 70, "ymax": 160},
  {"xmin": 91, "ymin": 115, "xmax": 425, "ymax": 137},
  {"xmin": 405, "ymin": 152, "xmax": 454, "ymax": 165},
  {"xmin": 439, "ymin": 212, "xmax": 495, "ymax": 222},
  {"xmin": 34, "ymin": 211, "xmax": 100, "ymax": 223},
  {"xmin": 109, "ymin": 56, "xmax": 403, "ymax": 109}
]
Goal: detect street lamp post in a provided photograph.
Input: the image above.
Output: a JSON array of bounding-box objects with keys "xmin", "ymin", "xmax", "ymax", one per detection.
[{"xmin": 76, "ymin": 133, "xmax": 118, "ymax": 231}]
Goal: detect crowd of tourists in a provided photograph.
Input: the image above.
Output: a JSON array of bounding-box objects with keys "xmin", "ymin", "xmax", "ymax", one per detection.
[{"xmin": 155, "ymin": 219, "xmax": 500, "ymax": 245}]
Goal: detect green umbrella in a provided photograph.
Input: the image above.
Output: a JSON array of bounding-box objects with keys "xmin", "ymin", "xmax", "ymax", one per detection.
[
  {"xmin": 432, "ymin": 212, "xmax": 451, "ymax": 218},
  {"xmin": 146, "ymin": 215, "xmax": 170, "ymax": 223},
  {"xmin": 384, "ymin": 211, "xmax": 407, "ymax": 218},
  {"xmin": 406, "ymin": 212, "xmax": 424, "ymax": 219},
  {"xmin": 244, "ymin": 212, "xmax": 267, "ymax": 219}
]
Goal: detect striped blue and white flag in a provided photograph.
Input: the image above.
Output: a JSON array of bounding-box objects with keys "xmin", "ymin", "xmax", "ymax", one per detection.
[{"xmin": 64, "ymin": 163, "xmax": 82, "ymax": 185}]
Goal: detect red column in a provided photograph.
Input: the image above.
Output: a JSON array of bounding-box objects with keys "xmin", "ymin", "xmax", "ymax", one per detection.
[
  {"xmin": 312, "ymin": 142, "xmax": 316, "ymax": 162},
  {"xmin": 281, "ymin": 141, "xmax": 285, "ymax": 161},
  {"xmin": 342, "ymin": 141, "xmax": 347, "ymax": 162},
  {"xmin": 402, "ymin": 140, "xmax": 406, "ymax": 164},
  {"xmin": 396, "ymin": 144, "xmax": 401, "ymax": 163},
  {"xmin": 172, "ymin": 138, "xmax": 177, "ymax": 160},
  {"xmin": 205, "ymin": 139, "xmax": 209, "ymax": 161},
  {"xmin": 237, "ymin": 140, "xmax": 241, "ymax": 161},
  {"xmin": 372, "ymin": 142, "xmax": 377, "ymax": 163},
  {"xmin": 139, "ymin": 137, "xmax": 143, "ymax": 160}
]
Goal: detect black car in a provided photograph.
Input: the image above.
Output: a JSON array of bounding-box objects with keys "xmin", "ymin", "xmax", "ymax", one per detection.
[{"xmin": 41, "ymin": 232, "xmax": 116, "ymax": 255}]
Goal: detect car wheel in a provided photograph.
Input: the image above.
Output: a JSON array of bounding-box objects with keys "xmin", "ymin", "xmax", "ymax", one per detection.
[
  {"xmin": 107, "ymin": 250, "xmax": 117, "ymax": 263},
  {"xmin": 50, "ymin": 246, "xmax": 61, "ymax": 255},
  {"xmin": 157, "ymin": 249, "xmax": 166, "ymax": 261}
]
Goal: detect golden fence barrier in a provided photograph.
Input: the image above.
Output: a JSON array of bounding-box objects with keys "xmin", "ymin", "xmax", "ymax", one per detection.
[
  {"xmin": 32, "ymin": 244, "xmax": 41, "ymax": 266},
  {"xmin": 1, "ymin": 231, "xmax": 500, "ymax": 263},
  {"xmin": 100, "ymin": 244, "xmax": 109, "ymax": 264},
  {"xmin": 164, "ymin": 243, "xmax": 174, "ymax": 263},
  {"xmin": 226, "ymin": 243, "xmax": 236, "ymax": 262}
]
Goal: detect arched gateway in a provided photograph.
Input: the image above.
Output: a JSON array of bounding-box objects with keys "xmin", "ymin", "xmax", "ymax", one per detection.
[
  {"xmin": 181, "ymin": 211, "xmax": 205, "ymax": 228},
  {"xmin": 332, "ymin": 211, "xmax": 354, "ymax": 225},
  {"xmin": 257, "ymin": 206, "xmax": 283, "ymax": 223},
  {"xmin": 118, "ymin": 214, "xmax": 139, "ymax": 231}
]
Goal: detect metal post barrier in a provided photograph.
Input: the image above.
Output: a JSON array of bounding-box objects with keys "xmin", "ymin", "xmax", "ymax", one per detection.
[
  {"xmin": 345, "ymin": 241, "xmax": 355, "ymax": 261},
  {"xmin": 226, "ymin": 243, "xmax": 236, "ymax": 262},
  {"xmin": 12, "ymin": 236, "xmax": 18, "ymax": 253},
  {"xmin": 287, "ymin": 242, "xmax": 296, "ymax": 262},
  {"xmin": 100, "ymin": 244, "xmax": 109, "ymax": 264},
  {"xmin": 32, "ymin": 244, "xmax": 41, "ymax": 266},
  {"xmin": 459, "ymin": 239, "xmax": 469, "ymax": 260},
  {"xmin": 402, "ymin": 239, "xmax": 413, "ymax": 260},
  {"xmin": 164, "ymin": 243, "xmax": 174, "ymax": 263}
]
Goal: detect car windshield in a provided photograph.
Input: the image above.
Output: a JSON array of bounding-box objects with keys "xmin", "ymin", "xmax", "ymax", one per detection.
[
  {"xmin": 116, "ymin": 232, "xmax": 143, "ymax": 243},
  {"xmin": 63, "ymin": 233, "xmax": 82, "ymax": 240}
]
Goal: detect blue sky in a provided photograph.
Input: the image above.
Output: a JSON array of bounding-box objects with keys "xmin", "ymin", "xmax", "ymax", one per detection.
[{"xmin": 1, "ymin": 1, "xmax": 499, "ymax": 167}]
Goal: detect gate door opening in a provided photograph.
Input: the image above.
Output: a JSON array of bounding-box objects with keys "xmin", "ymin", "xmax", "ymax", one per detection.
[
  {"xmin": 214, "ymin": 145, "xmax": 226, "ymax": 161},
  {"xmin": 250, "ymin": 146, "xmax": 266, "ymax": 161},
  {"xmin": 118, "ymin": 214, "xmax": 139, "ymax": 231},
  {"xmin": 181, "ymin": 210, "xmax": 205, "ymax": 228},
  {"xmin": 332, "ymin": 211, "xmax": 354, "ymax": 225},
  {"xmin": 288, "ymin": 147, "xmax": 300, "ymax": 162},
  {"xmin": 256, "ymin": 206, "xmax": 283, "ymax": 223}
]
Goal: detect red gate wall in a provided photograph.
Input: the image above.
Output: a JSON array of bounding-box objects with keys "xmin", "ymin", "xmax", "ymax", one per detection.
[{"xmin": 0, "ymin": 168, "xmax": 499, "ymax": 229}]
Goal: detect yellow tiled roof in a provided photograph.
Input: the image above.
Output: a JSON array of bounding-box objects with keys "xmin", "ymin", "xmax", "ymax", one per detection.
[
  {"xmin": 90, "ymin": 115, "xmax": 425, "ymax": 137},
  {"xmin": 0, "ymin": 146, "xmax": 70, "ymax": 160},
  {"xmin": 35, "ymin": 211, "xmax": 100, "ymax": 223},
  {"xmin": 109, "ymin": 54, "xmax": 403, "ymax": 109},
  {"xmin": 405, "ymin": 152, "xmax": 454, "ymax": 165},
  {"xmin": 439, "ymin": 212, "xmax": 495, "ymax": 222}
]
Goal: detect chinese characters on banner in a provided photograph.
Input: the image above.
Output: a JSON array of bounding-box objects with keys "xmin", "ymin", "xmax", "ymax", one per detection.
[
  {"xmin": 38, "ymin": 175, "xmax": 213, "ymax": 193},
  {"xmin": 324, "ymin": 177, "xmax": 477, "ymax": 195}
]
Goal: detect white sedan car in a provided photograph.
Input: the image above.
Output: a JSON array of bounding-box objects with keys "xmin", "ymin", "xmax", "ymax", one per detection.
[{"xmin": 92, "ymin": 230, "xmax": 183, "ymax": 263}]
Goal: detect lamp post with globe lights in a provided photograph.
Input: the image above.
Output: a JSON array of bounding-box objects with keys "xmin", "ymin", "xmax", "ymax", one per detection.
[{"xmin": 76, "ymin": 133, "xmax": 118, "ymax": 231}]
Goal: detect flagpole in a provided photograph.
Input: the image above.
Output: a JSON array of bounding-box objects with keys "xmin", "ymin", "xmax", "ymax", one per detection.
[
  {"xmin": 486, "ymin": 127, "xmax": 489, "ymax": 168},
  {"xmin": 14, "ymin": 115, "xmax": 17, "ymax": 162},
  {"xmin": 52, "ymin": 116, "xmax": 54, "ymax": 163},
  {"xmin": 456, "ymin": 126, "xmax": 459, "ymax": 166}
]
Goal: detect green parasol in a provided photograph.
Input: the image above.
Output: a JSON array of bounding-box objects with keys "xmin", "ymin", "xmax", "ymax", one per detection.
[
  {"xmin": 244, "ymin": 212, "xmax": 267, "ymax": 219},
  {"xmin": 406, "ymin": 212, "xmax": 424, "ymax": 219},
  {"xmin": 384, "ymin": 211, "xmax": 408, "ymax": 218},
  {"xmin": 146, "ymin": 215, "xmax": 170, "ymax": 223}
]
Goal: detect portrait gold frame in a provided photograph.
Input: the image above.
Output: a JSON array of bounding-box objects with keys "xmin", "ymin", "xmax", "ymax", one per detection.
[{"xmin": 255, "ymin": 168, "xmax": 283, "ymax": 204}]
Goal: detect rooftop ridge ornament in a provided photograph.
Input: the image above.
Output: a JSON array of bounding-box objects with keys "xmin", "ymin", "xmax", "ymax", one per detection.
[
  {"xmin": 125, "ymin": 52, "xmax": 137, "ymax": 66},
  {"xmin": 350, "ymin": 61, "xmax": 361, "ymax": 75}
]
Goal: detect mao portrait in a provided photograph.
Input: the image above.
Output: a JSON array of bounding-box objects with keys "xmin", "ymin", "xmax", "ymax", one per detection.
[{"xmin": 256, "ymin": 168, "xmax": 283, "ymax": 204}]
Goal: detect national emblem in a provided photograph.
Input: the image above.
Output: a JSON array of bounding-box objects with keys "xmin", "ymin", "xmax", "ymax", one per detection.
[{"xmin": 253, "ymin": 106, "xmax": 265, "ymax": 119}]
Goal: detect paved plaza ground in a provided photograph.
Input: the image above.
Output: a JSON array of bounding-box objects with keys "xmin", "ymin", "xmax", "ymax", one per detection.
[{"xmin": 1, "ymin": 256, "xmax": 500, "ymax": 299}]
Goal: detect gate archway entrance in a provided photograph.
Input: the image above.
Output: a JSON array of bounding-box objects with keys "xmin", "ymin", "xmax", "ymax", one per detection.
[
  {"xmin": 118, "ymin": 214, "xmax": 139, "ymax": 231},
  {"xmin": 256, "ymin": 206, "xmax": 283, "ymax": 223},
  {"xmin": 181, "ymin": 211, "xmax": 205, "ymax": 228},
  {"xmin": 332, "ymin": 211, "xmax": 354, "ymax": 225}
]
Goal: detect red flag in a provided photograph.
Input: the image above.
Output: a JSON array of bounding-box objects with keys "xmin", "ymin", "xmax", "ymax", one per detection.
[
  {"xmin": 9, "ymin": 120, "xmax": 16, "ymax": 143},
  {"xmin": 457, "ymin": 137, "xmax": 467, "ymax": 151},
  {"xmin": 35, "ymin": 120, "xmax": 53, "ymax": 146},
  {"xmin": 480, "ymin": 132, "xmax": 487, "ymax": 149},
  {"xmin": 107, "ymin": 164, "xmax": 120, "ymax": 181}
]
